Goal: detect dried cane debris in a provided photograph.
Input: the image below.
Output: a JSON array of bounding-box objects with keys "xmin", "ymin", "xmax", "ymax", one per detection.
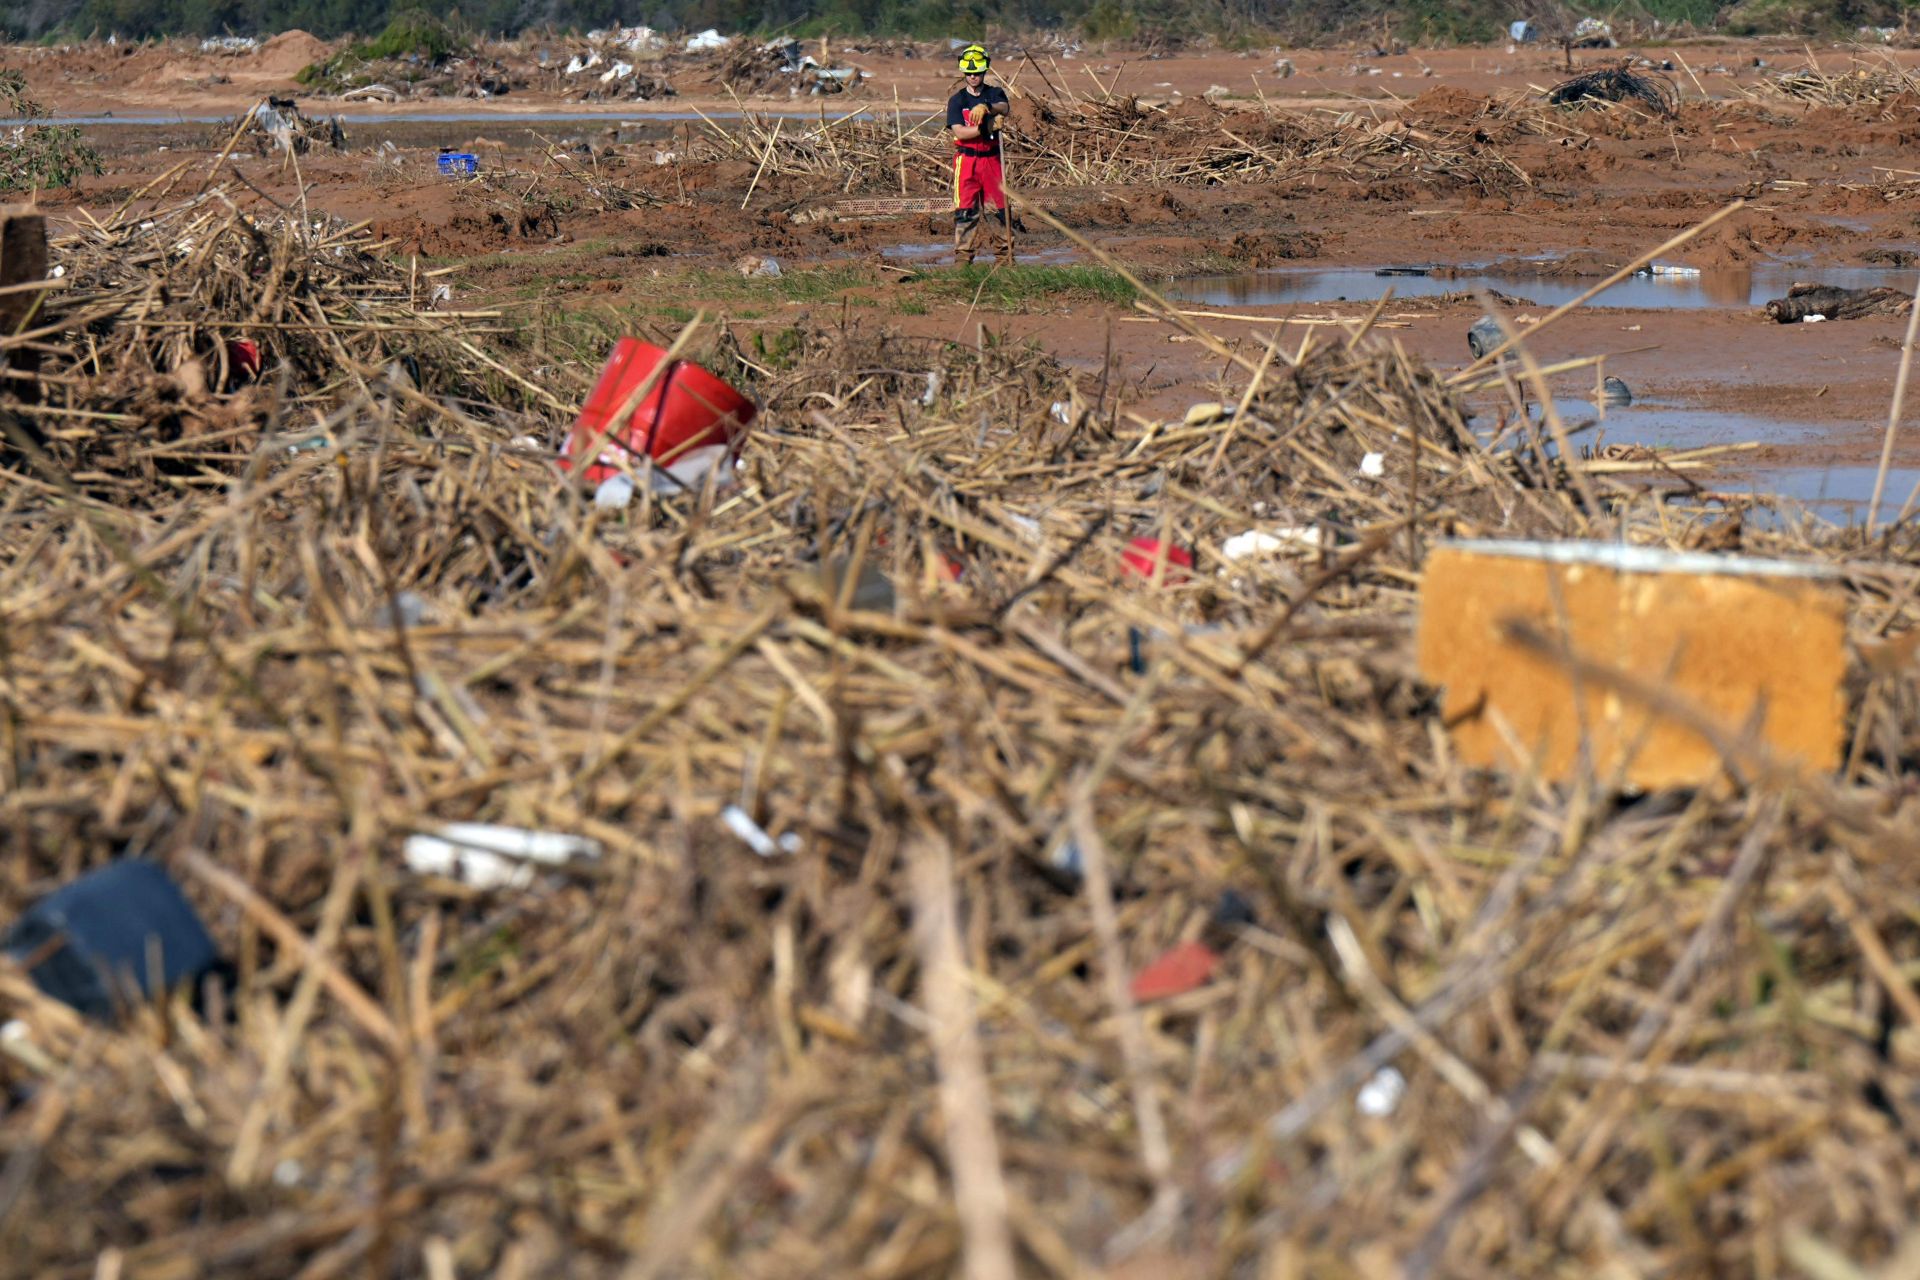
[{"xmin": 6, "ymin": 152, "xmax": 1920, "ymax": 1280}]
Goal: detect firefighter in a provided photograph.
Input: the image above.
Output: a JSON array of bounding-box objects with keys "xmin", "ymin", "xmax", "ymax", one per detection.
[{"xmin": 947, "ymin": 44, "xmax": 1014, "ymax": 266}]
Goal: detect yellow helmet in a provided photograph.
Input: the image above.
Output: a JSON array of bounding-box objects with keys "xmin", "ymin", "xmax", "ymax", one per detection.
[{"xmin": 958, "ymin": 45, "xmax": 990, "ymax": 74}]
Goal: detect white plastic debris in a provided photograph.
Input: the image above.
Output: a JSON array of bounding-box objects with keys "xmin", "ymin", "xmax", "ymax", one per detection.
[
  {"xmin": 1050, "ymin": 401, "xmax": 1072, "ymax": 424},
  {"xmin": 923, "ymin": 371, "xmax": 942, "ymax": 406},
  {"xmin": 272, "ymin": 1159, "xmax": 304, "ymax": 1187},
  {"xmin": 652, "ymin": 150, "xmax": 677, "ymax": 165},
  {"xmin": 594, "ymin": 474, "xmax": 636, "ymax": 509},
  {"xmin": 734, "ymin": 254, "xmax": 782, "ymax": 278},
  {"xmin": 0, "ymin": 1020, "xmax": 55, "ymax": 1075},
  {"xmin": 1647, "ymin": 263, "xmax": 1700, "ymax": 277},
  {"xmin": 1356, "ymin": 1066, "xmax": 1406, "ymax": 1117},
  {"xmin": 565, "ymin": 50, "xmax": 602, "ymax": 74},
  {"xmin": 685, "ymin": 28, "xmax": 732, "ymax": 51},
  {"xmin": 1803, "ymin": 314, "xmax": 1827, "ymax": 324},
  {"xmin": 1359, "ymin": 451, "xmax": 1386, "ymax": 478},
  {"xmin": 1222, "ymin": 526, "xmax": 1324, "ymax": 561},
  {"xmin": 721, "ymin": 804, "xmax": 801, "ymax": 857},
  {"xmin": 402, "ymin": 823, "xmax": 601, "ymax": 890},
  {"xmin": 429, "ymin": 283, "xmax": 452, "ymax": 307},
  {"xmin": 48, "ymin": 265, "xmax": 64, "ymax": 278},
  {"xmin": 600, "ymin": 61, "xmax": 634, "ymax": 83},
  {"xmin": 1273, "ymin": 57, "xmax": 1295, "ymax": 77}
]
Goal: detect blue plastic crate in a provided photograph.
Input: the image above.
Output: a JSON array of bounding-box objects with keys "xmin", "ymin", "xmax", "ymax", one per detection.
[{"xmin": 437, "ymin": 152, "xmax": 478, "ymax": 176}]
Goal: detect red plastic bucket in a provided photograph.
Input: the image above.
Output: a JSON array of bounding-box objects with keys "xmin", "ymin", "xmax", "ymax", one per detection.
[{"xmin": 561, "ymin": 339, "xmax": 757, "ymax": 485}]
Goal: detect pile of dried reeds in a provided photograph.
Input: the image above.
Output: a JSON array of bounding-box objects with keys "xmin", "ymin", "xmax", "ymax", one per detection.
[
  {"xmin": 6, "ymin": 169, "xmax": 1920, "ymax": 1279},
  {"xmin": 687, "ymin": 93, "xmax": 1538, "ymax": 203},
  {"xmin": 1759, "ymin": 61, "xmax": 1920, "ymax": 106},
  {"xmin": 1, "ymin": 175, "xmax": 573, "ymax": 498}
]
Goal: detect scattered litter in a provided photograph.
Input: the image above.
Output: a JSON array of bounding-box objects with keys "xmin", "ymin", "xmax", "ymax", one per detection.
[
  {"xmin": 1120, "ymin": 537, "xmax": 1194, "ymax": 584},
  {"xmin": 4, "ymin": 860, "xmax": 218, "ymax": 1021},
  {"xmin": 1766, "ymin": 283, "xmax": 1911, "ymax": 323},
  {"xmin": 1467, "ymin": 315, "xmax": 1504, "ymax": 360},
  {"xmin": 1273, "ymin": 58, "xmax": 1295, "ymax": 77},
  {"xmin": 1601, "ymin": 376, "xmax": 1633, "ymax": 406},
  {"xmin": 1129, "ymin": 940, "xmax": 1221, "ymax": 1003},
  {"xmin": 734, "ymin": 254, "xmax": 782, "ymax": 278},
  {"xmin": 561, "ymin": 339, "xmax": 759, "ymax": 489},
  {"xmin": 1184, "ymin": 401, "xmax": 1226, "ymax": 425},
  {"xmin": 721, "ymin": 805, "xmax": 801, "ymax": 857},
  {"xmin": 1049, "ymin": 840, "xmax": 1085, "ymax": 879},
  {"xmin": 1570, "ymin": 16, "xmax": 1616, "ymax": 47},
  {"xmin": 401, "ymin": 823, "xmax": 601, "ymax": 890},
  {"xmin": 599, "ymin": 61, "xmax": 635, "ymax": 83},
  {"xmin": 1222, "ymin": 526, "xmax": 1324, "ymax": 560},
  {"xmin": 1050, "ymin": 400, "xmax": 1070, "ymax": 423},
  {"xmin": 593, "ymin": 474, "xmax": 636, "ymax": 509},
  {"xmin": 1803, "ymin": 314, "xmax": 1827, "ymax": 323},
  {"xmin": 245, "ymin": 97, "xmax": 346, "ymax": 154},
  {"xmin": 686, "ymin": 29, "xmax": 732, "ymax": 51},
  {"xmin": 1641, "ymin": 262, "xmax": 1700, "ymax": 278},
  {"xmin": 0, "ymin": 1019, "xmax": 55, "ymax": 1075},
  {"xmin": 436, "ymin": 150, "xmax": 479, "ymax": 177},
  {"xmin": 924, "ymin": 372, "xmax": 943, "ymax": 406},
  {"xmin": 199, "ymin": 35, "xmax": 259, "ymax": 52},
  {"xmin": 1356, "ymin": 1066, "xmax": 1407, "ymax": 1117},
  {"xmin": 1359, "ymin": 452, "xmax": 1386, "ymax": 478},
  {"xmin": 1212, "ymin": 889, "xmax": 1257, "ymax": 928},
  {"xmin": 1419, "ymin": 540, "xmax": 1846, "ymax": 787},
  {"xmin": 1508, "ymin": 20, "xmax": 1535, "ymax": 42}
]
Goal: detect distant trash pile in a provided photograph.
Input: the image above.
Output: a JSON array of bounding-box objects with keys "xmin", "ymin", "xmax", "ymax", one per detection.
[
  {"xmin": 718, "ymin": 38, "xmax": 870, "ymax": 95},
  {"xmin": 245, "ymin": 97, "xmax": 345, "ymax": 153}
]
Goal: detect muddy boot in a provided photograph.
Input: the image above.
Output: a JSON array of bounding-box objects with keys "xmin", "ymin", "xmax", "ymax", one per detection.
[
  {"xmin": 953, "ymin": 207, "xmax": 978, "ymax": 265},
  {"xmin": 992, "ymin": 207, "xmax": 1016, "ymax": 266}
]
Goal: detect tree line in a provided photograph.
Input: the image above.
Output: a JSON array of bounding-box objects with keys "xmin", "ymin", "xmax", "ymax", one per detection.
[{"xmin": 4, "ymin": 0, "xmax": 1527, "ymax": 47}]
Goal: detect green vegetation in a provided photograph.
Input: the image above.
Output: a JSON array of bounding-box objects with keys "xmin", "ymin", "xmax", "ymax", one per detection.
[
  {"xmin": 2, "ymin": 0, "xmax": 1915, "ymax": 46},
  {"xmin": 0, "ymin": 69, "xmax": 103, "ymax": 193},
  {"xmin": 924, "ymin": 263, "xmax": 1139, "ymax": 308},
  {"xmin": 295, "ymin": 10, "xmax": 466, "ymax": 91}
]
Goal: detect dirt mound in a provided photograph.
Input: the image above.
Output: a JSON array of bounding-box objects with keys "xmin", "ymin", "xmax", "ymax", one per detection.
[
  {"xmin": 255, "ymin": 31, "xmax": 329, "ymax": 78},
  {"xmin": 1401, "ymin": 86, "xmax": 1499, "ymax": 127}
]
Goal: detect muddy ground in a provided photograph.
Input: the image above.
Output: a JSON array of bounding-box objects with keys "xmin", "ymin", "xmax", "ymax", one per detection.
[{"xmin": 12, "ymin": 33, "xmax": 1920, "ymax": 517}]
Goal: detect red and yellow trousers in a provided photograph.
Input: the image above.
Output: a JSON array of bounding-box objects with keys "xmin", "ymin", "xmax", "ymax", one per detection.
[{"xmin": 952, "ymin": 150, "xmax": 1012, "ymax": 262}]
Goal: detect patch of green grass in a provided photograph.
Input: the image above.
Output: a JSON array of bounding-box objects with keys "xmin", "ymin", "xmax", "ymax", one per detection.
[
  {"xmin": 921, "ymin": 264, "xmax": 1138, "ymax": 310},
  {"xmin": 893, "ymin": 297, "xmax": 930, "ymax": 316}
]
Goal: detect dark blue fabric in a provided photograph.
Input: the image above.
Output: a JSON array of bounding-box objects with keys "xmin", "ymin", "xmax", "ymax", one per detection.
[
  {"xmin": 946, "ymin": 86, "xmax": 1009, "ymax": 156},
  {"xmin": 6, "ymin": 860, "xmax": 217, "ymax": 1021}
]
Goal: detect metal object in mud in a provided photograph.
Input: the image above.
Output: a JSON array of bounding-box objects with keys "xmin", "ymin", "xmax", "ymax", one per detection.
[
  {"xmin": 1467, "ymin": 315, "xmax": 1505, "ymax": 360},
  {"xmin": 1601, "ymin": 376, "xmax": 1632, "ymax": 407}
]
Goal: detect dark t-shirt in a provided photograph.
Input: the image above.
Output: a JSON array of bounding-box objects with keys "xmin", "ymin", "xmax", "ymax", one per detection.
[{"xmin": 947, "ymin": 85, "xmax": 1009, "ymax": 155}]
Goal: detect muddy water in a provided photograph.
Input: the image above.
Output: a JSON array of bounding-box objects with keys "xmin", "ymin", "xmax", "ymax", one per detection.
[
  {"xmin": 1476, "ymin": 398, "xmax": 1904, "ymax": 521},
  {"xmin": 1174, "ymin": 265, "xmax": 1914, "ymax": 310}
]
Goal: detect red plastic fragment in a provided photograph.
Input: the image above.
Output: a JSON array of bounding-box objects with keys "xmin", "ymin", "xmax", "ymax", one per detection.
[
  {"xmin": 1120, "ymin": 537, "xmax": 1193, "ymax": 584},
  {"xmin": 1128, "ymin": 940, "xmax": 1220, "ymax": 1003}
]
